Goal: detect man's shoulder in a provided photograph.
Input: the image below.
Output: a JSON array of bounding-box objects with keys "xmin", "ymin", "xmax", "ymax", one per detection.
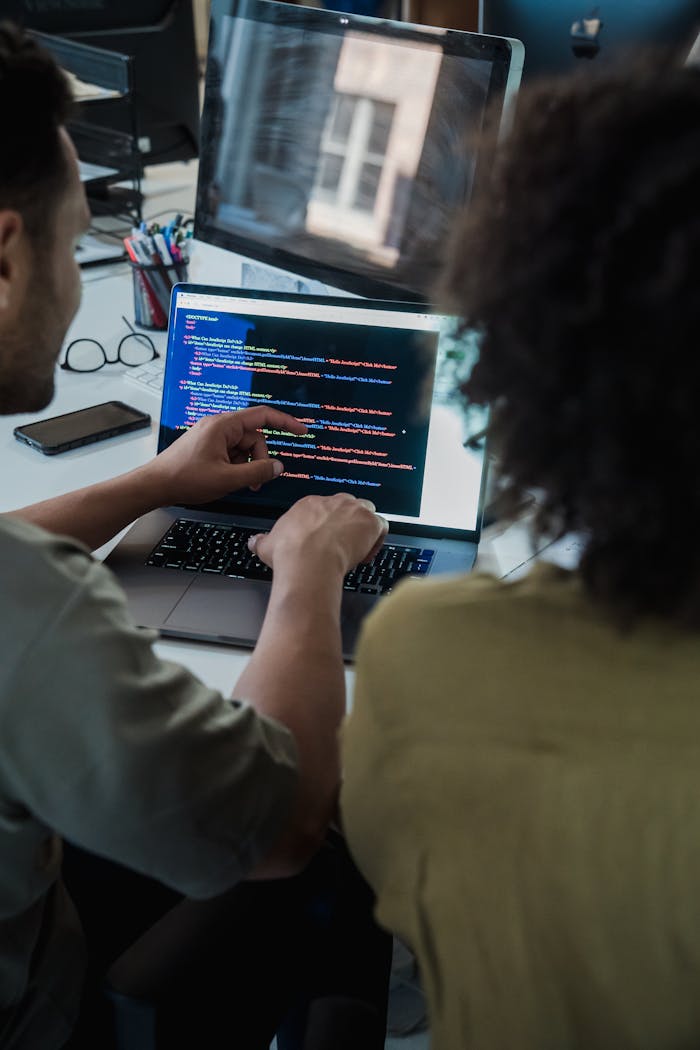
[
  {"xmin": 0, "ymin": 515, "xmax": 125, "ymax": 643},
  {"xmin": 0, "ymin": 514, "xmax": 95, "ymax": 594}
]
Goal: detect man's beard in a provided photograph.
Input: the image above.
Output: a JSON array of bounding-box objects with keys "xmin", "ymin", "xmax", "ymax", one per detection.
[
  {"xmin": 0, "ymin": 364, "xmax": 55, "ymax": 414},
  {"xmin": 0, "ymin": 272, "xmax": 60, "ymax": 415}
]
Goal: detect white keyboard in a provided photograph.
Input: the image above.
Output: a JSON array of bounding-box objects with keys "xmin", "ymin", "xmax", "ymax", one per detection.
[{"xmin": 122, "ymin": 357, "xmax": 165, "ymax": 396}]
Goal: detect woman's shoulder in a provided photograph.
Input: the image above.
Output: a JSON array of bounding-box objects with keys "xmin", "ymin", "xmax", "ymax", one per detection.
[{"xmin": 365, "ymin": 562, "xmax": 578, "ymax": 634}]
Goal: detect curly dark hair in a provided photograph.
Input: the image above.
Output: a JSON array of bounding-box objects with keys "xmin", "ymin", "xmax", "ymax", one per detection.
[
  {"xmin": 439, "ymin": 57, "xmax": 700, "ymax": 626},
  {"xmin": 0, "ymin": 21, "xmax": 73, "ymax": 240}
]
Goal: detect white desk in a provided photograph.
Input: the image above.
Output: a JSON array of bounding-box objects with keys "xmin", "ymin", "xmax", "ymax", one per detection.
[{"xmin": 1, "ymin": 254, "xmax": 554, "ymax": 702}]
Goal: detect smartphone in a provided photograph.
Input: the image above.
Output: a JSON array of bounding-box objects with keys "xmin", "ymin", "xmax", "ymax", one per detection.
[{"xmin": 13, "ymin": 401, "xmax": 151, "ymax": 455}]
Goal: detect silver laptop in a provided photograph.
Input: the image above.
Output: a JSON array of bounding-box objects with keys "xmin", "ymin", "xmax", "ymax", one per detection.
[{"xmin": 106, "ymin": 283, "xmax": 488, "ymax": 658}]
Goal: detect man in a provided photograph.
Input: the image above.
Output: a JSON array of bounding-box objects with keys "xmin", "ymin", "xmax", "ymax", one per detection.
[
  {"xmin": 0, "ymin": 23, "xmax": 388, "ymax": 1048},
  {"xmin": 341, "ymin": 57, "xmax": 700, "ymax": 1050}
]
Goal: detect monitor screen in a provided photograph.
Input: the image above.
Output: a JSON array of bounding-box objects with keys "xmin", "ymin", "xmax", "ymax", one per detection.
[
  {"xmin": 195, "ymin": 0, "xmax": 522, "ymax": 302},
  {"xmin": 480, "ymin": 0, "xmax": 700, "ymax": 80}
]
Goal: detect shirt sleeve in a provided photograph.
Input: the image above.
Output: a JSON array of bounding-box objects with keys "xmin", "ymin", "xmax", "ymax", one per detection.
[{"xmin": 0, "ymin": 545, "xmax": 298, "ymax": 898}]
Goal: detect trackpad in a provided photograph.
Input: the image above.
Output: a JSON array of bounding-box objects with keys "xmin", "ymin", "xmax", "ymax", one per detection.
[{"xmin": 165, "ymin": 576, "xmax": 270, "ymax": 644}]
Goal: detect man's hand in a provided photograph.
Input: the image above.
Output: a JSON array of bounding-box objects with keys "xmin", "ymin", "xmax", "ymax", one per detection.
[
  {"xmin": 12, "ymin": 408, "xmax": 308, "ymax": 552},
  {"xmin": 146, "ymin": 408, "xmax": 308, "ymax": 506},
  {"xmin": 249, "ymin": 493, "xmax": 388, "ymax": 579}
]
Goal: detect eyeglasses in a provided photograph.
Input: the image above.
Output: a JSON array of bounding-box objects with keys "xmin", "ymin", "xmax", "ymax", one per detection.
[{"xmin": 60, "ymin": 316, "xmax": 159, "ymax": 374}]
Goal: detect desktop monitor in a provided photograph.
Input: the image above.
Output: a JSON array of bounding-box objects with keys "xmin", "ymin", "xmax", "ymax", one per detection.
[
  {"xmin": 195, "ymin": 0, "xmax": 523, "ymax": 302},
  {"xmin": 479, "ymin": 0, "xmax": 700, "ymax": 80},
  {"xmin": 1, "ymin": 0, "xmax": 200, "ymax": 167}
]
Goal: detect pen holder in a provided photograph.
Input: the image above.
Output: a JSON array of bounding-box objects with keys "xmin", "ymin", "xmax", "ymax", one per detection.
[{"xmin": 130, "ymin": 256, "xmax": 189, "ymax": 331}]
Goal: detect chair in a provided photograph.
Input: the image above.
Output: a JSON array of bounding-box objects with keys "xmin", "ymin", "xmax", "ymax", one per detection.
[{"xmin": 104, "ymin": 890, "xmax": 389, "ymax": 1049}]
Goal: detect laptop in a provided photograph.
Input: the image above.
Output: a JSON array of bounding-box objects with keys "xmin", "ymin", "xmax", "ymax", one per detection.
[{"xmin": 106, "ymin": 283, "xmax": 489, "ymax": 658}]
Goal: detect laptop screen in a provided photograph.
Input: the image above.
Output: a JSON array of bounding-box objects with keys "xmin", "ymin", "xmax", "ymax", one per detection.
[{"xmin": 158, "ymin": 284, "xmax": 487, "ymax": 538}]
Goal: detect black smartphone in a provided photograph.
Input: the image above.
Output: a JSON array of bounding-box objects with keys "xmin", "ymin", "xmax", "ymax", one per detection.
[{"xmin": 13, "ymin": 401, "xmax": 151, "ymax": 455}]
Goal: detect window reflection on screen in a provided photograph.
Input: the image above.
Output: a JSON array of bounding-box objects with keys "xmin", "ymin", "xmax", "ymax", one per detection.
[{"xmin": 197, "ymin": 1, "xmax": 511, "ymax": 300}]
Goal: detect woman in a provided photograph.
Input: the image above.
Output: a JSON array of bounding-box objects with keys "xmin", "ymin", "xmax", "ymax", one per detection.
[{"xmin": 342, "ymin": 57, "xmax": 700, "ymax": 1050}]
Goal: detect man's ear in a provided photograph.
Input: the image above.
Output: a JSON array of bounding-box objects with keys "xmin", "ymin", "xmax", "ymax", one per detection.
[{"xmin": 0, "ymin": 210, "xmax": 27, "ymax": 313}]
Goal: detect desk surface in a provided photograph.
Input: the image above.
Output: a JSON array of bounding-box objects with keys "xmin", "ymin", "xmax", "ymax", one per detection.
[{"xmin": 1, "ymin": 246, "xmax": 569, "ymax": 702}]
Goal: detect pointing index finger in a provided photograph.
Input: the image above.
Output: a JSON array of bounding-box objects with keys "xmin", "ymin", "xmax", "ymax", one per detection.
[{"xmin": 228, "ymin": 407, "xmax": 308, "ymax": 436}]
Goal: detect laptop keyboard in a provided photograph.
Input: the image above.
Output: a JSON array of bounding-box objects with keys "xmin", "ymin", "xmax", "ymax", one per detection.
[{"xmin": 147, "ymin": 519, "xmax": 435, "ymax": 595}]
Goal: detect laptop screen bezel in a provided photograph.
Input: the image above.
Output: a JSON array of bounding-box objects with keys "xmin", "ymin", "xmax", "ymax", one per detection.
[{"xmin": 159, "ymin": 282, "xmax": 488, "ymax": 543}]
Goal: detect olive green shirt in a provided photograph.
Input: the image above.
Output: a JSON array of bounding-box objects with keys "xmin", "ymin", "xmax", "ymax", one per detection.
[
  {"xmin": 0, "ymin": 515, "xmax": 298, "ymax": 1049},
  {"xmin": 342, "ymin": 564, "xmax": 700, "ymax": 1050}
]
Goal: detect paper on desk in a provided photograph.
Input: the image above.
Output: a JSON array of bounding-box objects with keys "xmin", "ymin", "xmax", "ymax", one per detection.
[
  {"xmin": 478, "ymin": 514, "xmax": 584, "ymax": 581},
  {"xmin": 539, "ymin": 533, "xmax": 585, "ymax": 570},
  {"xmin": 64, "ymin": 69, "xmax": 121, "ymax": 102}
]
